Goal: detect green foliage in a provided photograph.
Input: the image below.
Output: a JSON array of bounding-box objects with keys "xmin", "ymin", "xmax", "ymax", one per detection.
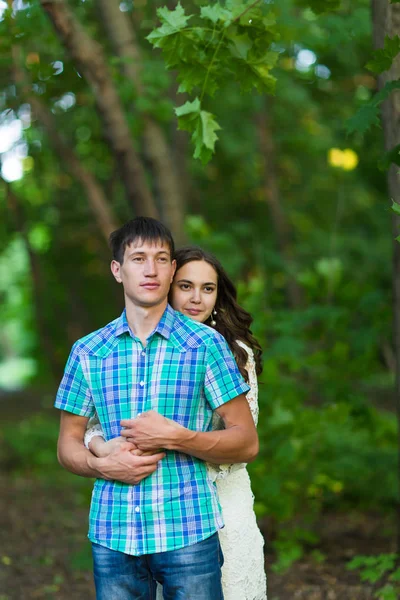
[
  {"xmin": 0, "ymin": 414, "xmax": 60, "ymax": 474},
  {"xmin": 147, "ymin": 1, "xmax": 278, "ymax": 161},
  {"xmin": 294, "ymin": 0, "xmax": 341, "ymax": 14},
  {"xmin": 378, "ymin": 144, "xmax": 400, "ymax": 170},
  {"xmin": 347, "ymin": 80, "xmax": 400, "ymax": 136},
  {"xmin": 271, "ymin": 527, "xmax": 318, "ymax": 572},
  {"xmin": 392, "ymin": 200, "xmax": 400, "ymax": 216},
  {"xmin": 175, "ymin": 98, "xmax": 221, "ymax": 163},
  {"xmin": 366, "ymin": 35, "xmax": 400, "ymax": 74},
  {"xmin": 348, "ymin": 554, "xmax": 400, "ymax": 599},
  {"xmin": 0, "ymin": 0, "xmax": 395, "ymax": 575}
]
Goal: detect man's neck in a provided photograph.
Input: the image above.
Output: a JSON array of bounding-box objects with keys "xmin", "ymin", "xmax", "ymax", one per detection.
[{"xmin": 125, "ymin": 299, "xmax": 168, "ymax": 346}]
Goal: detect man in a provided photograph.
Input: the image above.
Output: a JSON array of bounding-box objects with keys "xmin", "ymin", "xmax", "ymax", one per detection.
[{"xmin": 55, "ymin": 217, "xmax": 258, "ymax": 600}]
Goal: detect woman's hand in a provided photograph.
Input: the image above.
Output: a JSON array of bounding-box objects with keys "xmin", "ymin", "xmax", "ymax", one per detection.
[
  {"xmin": 89, "ymin": 435, "xmax": 161, "ymax": 458},
  {"xmin": 89, "ymin": 435, "xmax": 128, "ymax": 458}
]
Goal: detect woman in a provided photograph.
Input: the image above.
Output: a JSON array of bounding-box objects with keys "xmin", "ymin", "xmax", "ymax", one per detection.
[{"xmin": 85, "ymin": 247, "xmax": 267, "ymax": 600}]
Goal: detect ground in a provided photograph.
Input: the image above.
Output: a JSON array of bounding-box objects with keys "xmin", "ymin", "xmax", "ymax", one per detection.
[
  {"xmin": 0, "ymin": 472, "xmax": 393, "ymax": 600},
  {"xmin": 0, "ymin": 390, "xmax": 395, "ymax": 599}
]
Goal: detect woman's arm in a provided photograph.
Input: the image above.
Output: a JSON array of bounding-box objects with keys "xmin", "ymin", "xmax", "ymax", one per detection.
[
  {"xmin": 207, "ymin": 344, "xmax": 259, "ymax": 479},
  {"xmin": 84, "ymin": 413, "xmax": 127, "ymax": 458}
]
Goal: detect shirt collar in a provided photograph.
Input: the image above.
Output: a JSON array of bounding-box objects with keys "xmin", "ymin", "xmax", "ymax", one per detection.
[{"xmin": 114, "ymin": 304, "xmax": 176, "ymax": 341}]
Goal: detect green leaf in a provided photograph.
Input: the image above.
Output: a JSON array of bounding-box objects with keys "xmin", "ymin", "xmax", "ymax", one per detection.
[
  {"xmin": 200, "ymin": 4, "xmax": 231, "ymax": 24},
  {"xmin": 156, "ymin": 3, "xmax": 191, "ymax": 30},
  {"xmin": 347, "ymin": 104, "xmax": 381, "ymax": 135},
  {"xmin": 366, "ymin": 35, "xmax": 400, "ymax": 74},
  {"xmin": 175, "ymin": 97, "xmax": 201, "ymax": 119},
  {"xmin": 199, "ymin": 110, "xmax": 221, "ymax": 151},
  {"xmin": 146, "ymin": 3, "xmax": 192, "ymax": 48},
  {"xmin": 347, "ymin": 80, "xmax": 400, "ymax": 135},
  {"xmin": 175, "ymin": 99, "xmax": 221, "ymax": 164},
  {"xmin": 374, "ymin": 79, "xmax": 400, "ymax": 104},
  {"xmin": 374, "ymin": 584, "xmax": 399, "ymax": 600},
  {"xmin": 389, "ymin": 567, "xmax": 400, "ymax": 582},
  {"xmin": 391, "ymin": 201, "xmax": 400, "ymax": 216},
  {"xmin": 378, "ymin": 144, "xmax": 400, "ymax": 170}
]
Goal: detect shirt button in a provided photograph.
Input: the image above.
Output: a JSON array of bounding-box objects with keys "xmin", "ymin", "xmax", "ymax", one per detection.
[
  {"xmin": 141, "ymin": 351, "xmax": 146, "ymax": 357},
  {"xmin": 139, "ymin": 381, "xmax": 144, "ymax": 387},
  {"xmin": 135, "ymin": 506, "xmax": 140, "ymax": 513}
]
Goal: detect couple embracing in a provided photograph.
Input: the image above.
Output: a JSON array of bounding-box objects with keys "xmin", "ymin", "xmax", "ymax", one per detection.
[{"xmin": 55, "ymin": 217, "xmax": 267, "ymax": 599}]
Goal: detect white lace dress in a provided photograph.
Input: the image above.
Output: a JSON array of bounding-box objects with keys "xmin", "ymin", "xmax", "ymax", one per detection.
[{"xmin": 84, "ymin": 341, "xmax": 267, "ymax": 600}]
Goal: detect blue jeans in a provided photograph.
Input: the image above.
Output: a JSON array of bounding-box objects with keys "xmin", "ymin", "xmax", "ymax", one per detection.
[{"xmin": 92, "ymin": 533, "xmax": 224, "ymax": 600}]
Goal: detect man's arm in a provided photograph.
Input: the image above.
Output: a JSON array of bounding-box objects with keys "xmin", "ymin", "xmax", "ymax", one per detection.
[
  {"xmin": 58, "ymin": 411, "xmax": 165, "ymax": 485},
  {"xmin": 120, "ymin": 393, "xmax": 258, "ymax": 464}
]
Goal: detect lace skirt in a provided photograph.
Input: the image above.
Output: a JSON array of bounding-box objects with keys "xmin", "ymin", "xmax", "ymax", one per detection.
[{"xmin": 156, "ymin": 467, "xmax": 267, "ymax": 600}]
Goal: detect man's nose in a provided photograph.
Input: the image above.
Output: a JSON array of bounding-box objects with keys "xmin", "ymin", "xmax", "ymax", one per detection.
[{"xmin": 143, "ymin": 259, "xmax": 157, "ymax": 276}]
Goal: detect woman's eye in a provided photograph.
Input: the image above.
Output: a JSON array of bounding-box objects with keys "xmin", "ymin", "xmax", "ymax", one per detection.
[
  {"xmin": 180, "ymin": 284, "xmax": 191, "ymax": 290},
  {"xmin": 204, "ymin": 287, "xmax": 215, "ymax": 293}
]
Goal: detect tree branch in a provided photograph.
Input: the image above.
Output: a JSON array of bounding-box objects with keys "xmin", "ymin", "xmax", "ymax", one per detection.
[
  {"xmin": 96, "ymin": 0, "xmax": 186, "ymax": 242},
  {"xmin": 40, "ymin": 0, "xmax": 158, "ymax": 218}
]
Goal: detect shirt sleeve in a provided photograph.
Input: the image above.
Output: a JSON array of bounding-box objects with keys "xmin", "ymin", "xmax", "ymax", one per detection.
[
  {"xmin": 54, "ymin": 343, "xmax": 94, "ymax": 417},
  {"xmin": 204, "ymin": 333, "xmax": 250, "ymax": 410}
]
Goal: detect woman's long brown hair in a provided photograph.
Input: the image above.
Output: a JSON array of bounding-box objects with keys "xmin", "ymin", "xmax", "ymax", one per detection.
[{"xmin": 172, "ymin": 247, "xmax": 263, "ymax": 382}]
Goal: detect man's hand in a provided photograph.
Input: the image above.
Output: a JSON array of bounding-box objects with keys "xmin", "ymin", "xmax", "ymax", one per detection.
[
  {"xmin": 120, "ymin": 411, "xmax": 186, "ymax": 451},
  {"xmin": 88, "ymin": 441, "xmax": 165, "ymax": 485},
  {"xmin": 57, "ymin": 411, "xmax": 165, "ymax": 484}
]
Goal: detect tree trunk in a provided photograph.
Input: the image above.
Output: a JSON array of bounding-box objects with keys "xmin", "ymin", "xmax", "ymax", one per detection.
[
  {"xmin": 11, "ymin": 50, "xmax": 118, "ymax": 242},
  {"xmin": 258, "ymin": 105, "xmax": 304, "ymax": 308},
  {"xmin": 371, "ymin": 0, "xmax": 400, "ymax": 552},
  {"xmin": 5, "ymin": 184, "xmax": 62, "ymax": 381},
  {"xmin": 96, "ymin": 0, "xmax": 186, "ymax": 243},
  {"xmin": 40, "ymin": 0, "xmax": 158, "ymax": 219}
]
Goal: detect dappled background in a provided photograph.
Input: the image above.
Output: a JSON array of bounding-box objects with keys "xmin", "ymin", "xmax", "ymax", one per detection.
[{"xmin": 0, "ymin": 0, "xmax": 398, "ymax": 598}]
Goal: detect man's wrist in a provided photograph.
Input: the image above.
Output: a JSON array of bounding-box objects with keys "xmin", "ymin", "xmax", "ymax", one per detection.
[{"xmin": 86, "ymin": 453, "xmax": 111, "ymax": 480}]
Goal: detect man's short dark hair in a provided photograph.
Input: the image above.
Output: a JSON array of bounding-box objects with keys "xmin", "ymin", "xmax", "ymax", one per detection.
[{"xmin": 109, "ymin": 217, "xmax": 175, "ymax": 264}]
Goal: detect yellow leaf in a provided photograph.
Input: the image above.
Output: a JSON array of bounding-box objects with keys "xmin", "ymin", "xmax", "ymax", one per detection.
[
  {"xmin": 328, "ymin": 148, "xmax": 358, "ymax": 171},
  {"xmin": 341, "ymin": 149, "xmax": 359, "ymax": 171},
  {"xmin": 328, "ymin": 148, "xmax": 344, "ymax": 168}
]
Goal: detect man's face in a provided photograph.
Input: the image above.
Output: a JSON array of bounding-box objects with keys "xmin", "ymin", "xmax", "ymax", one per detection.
[{"xmin": 111, "ymin": 239, "xmax": 176, "ymax": 309}]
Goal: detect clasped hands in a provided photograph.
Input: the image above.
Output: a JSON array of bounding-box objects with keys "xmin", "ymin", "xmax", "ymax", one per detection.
[
  {"xmin": 91, "ymin": 411, "xmax": 184, "ymax": 486},
  {"xmin": 121, "ymin": 410, "xmax": 185, "ymax": 452}
]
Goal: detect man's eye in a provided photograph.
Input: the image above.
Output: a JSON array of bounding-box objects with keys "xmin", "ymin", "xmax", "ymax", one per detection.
[{"xmin": 158, "ymin": 257, "xmax": 168, "ymax": 263}]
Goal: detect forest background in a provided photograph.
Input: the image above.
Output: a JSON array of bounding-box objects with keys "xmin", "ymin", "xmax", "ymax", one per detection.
[{"xmin": 0, "ymin": 0, "xmax": 399, "ymax": 598}]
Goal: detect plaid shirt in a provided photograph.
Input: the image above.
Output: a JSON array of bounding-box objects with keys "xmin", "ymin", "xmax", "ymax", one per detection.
[{"xmin": 55, "ymin": 304, "xmax": 250, "ymax": 555}]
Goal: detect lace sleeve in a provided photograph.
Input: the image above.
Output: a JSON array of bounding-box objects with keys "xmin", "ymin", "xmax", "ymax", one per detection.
[
  {"xmin": 207, "ymin": 342, "xmax": 259, "ymax": 482},
  {"xmin": 84, "ymin": 413, "xmax": 105, "ymax": 449}
]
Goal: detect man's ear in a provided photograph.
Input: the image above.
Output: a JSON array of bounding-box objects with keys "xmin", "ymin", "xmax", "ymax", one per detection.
[
  {"xmin": 170, "ymin": 259, "xmax": 177, "ymax": 283},
  {"xmin": 111, "ymin": 260, "xmax": 122, "ymax": 283}
]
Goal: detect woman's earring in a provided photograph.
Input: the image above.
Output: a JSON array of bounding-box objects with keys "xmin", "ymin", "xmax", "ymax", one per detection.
[{"xmin": 210, "ymin": 309, "xmax": 217, "ymax": 327}]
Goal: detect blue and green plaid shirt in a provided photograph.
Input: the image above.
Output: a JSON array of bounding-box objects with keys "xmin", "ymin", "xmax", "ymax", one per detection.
[{"xmin": 55, "ymin": 304, "xmax": 250, "ymax": 555}]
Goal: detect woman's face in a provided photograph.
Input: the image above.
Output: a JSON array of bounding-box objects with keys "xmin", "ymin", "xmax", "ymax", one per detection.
[{"xmin": 170, "ymin": 260, "xmax": 218, "ymax": 323}]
